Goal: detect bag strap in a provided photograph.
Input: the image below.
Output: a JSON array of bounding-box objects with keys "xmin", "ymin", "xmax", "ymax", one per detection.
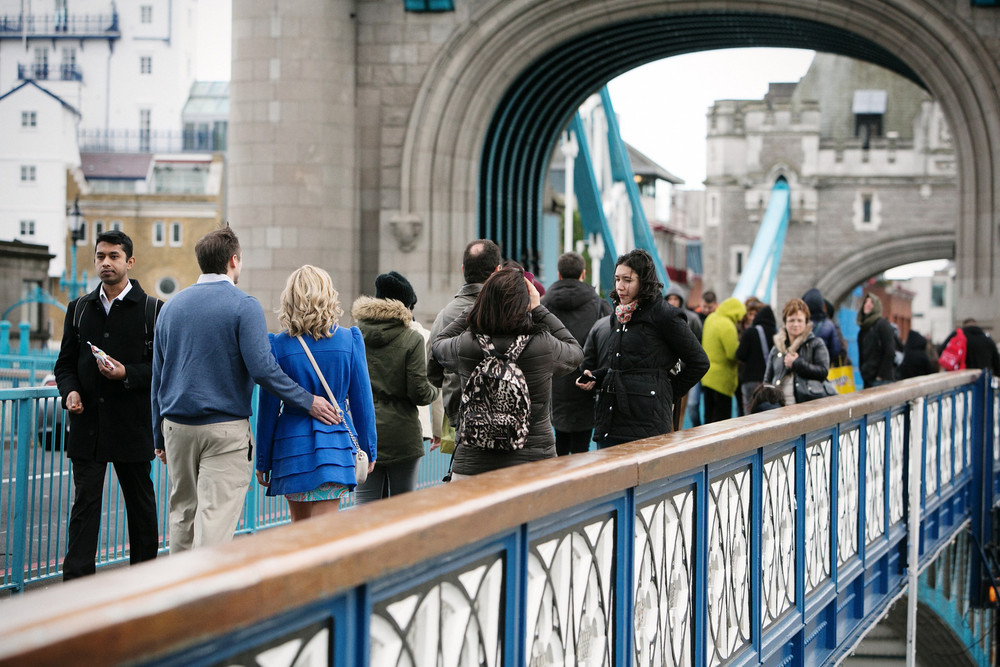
[
  {"xmin": 755, "ymin": 325, "xmax": 768, "ymax": 368},
  {"xmin": 72, "ymin": 298, "xmax": 87, "ymax": 343},
  {"xmin": 295, "ymin": 335, "xmax": 359, "ymax": 451},
  {"xmin": 506, "ymin": 334, "xmax": 530, "ymax": 363},
  {"xmin": 144, "ymin": 295, "xmax": 161, "ymax": 356}
]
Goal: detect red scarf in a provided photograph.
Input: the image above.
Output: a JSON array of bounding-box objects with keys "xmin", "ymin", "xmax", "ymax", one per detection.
[{"xmin": 615, "ymin": 301, "xmax": 638, "ymax": 324}]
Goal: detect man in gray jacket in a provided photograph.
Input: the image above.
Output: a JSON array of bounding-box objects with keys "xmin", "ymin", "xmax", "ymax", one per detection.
[
  {"xmin": 426, "ymin": 239, "xmax": 502, "ymax": 433},
  {"xmin": 541, "ymin": 252, "xmax": 611, "ymax": 455}
]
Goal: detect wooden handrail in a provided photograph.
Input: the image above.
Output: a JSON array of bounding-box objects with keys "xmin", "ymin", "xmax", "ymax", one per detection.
[{"xmin": 0, "ymin": 370, "xmax": 981, "ymax": 665}]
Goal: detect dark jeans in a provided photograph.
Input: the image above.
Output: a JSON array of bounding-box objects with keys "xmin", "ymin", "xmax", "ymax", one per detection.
[
  {"xmin": 64, "ymin": 458, "xmax": 158, "ymax": 580},
  {"xmin": 702, "ymin": 386, "xmax": 734, "ymax": 424},
  {"xmin": 354, "ymin": 458, "xmax": 421, "ymax": 505},
  {"xmin": 555, "ymin": 429, "xmax": 593, "ymax": 456}
]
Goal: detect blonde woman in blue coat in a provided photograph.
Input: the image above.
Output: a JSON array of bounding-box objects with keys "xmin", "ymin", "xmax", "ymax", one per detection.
[{"xmin": 256, "ymin": 265, "xmax": 377, "ymax": 521}]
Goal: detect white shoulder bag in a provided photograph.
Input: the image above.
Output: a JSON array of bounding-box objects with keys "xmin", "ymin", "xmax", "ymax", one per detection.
[{"xmin": 296, "ymin": 335, "xmax": 369, "ymax": 485}]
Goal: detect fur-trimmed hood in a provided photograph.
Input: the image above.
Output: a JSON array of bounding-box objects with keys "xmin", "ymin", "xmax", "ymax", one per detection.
[
  {"xmin": 351, "ymin": 296, "xmax": 413, "ymax": 349},
  {"xmin": 773, "ymin": 322, "xmax": 814, "ymax": 355}
]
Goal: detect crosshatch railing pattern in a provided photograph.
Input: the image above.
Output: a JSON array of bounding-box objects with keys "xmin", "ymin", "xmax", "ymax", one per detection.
[{"xmin": 0, "ymin": 371, "xmax": 994, "ymax": 667}]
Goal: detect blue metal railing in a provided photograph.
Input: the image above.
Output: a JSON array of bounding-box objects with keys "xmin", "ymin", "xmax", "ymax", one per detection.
[
  {"xmin": 0, "ymin": 386, "xmax": 451, "ymax": 593},
  {"xmin": 0, "ymin": 372, "xmax": 993, "ymax": 665}
]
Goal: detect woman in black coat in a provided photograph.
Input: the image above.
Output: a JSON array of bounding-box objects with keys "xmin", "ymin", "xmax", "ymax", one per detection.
[
  {"xmin": 736, "ymin": 305, "xmax": 777, "ymax": 414},
  {"xmin": 577, "ymin": 249, "xmax": 709, "ymax": 447},
  {"xmin": 897, "ymin": 330, "xmax": 937, "ymax": 379}
]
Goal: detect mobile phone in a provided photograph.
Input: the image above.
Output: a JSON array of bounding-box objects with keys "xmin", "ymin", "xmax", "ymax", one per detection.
[
  {"xmin": 88, "ymin": 341, "xmax": 115, "ymax": 370},
  {"xmin": 577, "ymin": 372, "xmax": 593, "ymax": 384}
]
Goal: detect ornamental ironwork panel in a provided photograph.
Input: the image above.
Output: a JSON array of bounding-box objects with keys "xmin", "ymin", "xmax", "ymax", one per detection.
[
  {"xmin": 926, "ymin": 400, "xmax": 939, "ymax": 497},
  {"xmin": 371, "ymin": 555, "xmax": 504, "ymax": 667},
  {"xmin": 993, "ymin": 392, "xmax": 999, "ymax": 466},
  {"xmin": 634, "ymin": 487, "xmax": 694, "ymax": 666},
  {"xmin": 865, "ymin": 419, "xmax": 886, "ymax": 544},
  {"xmin": 527, "ymin": 513, "xmax": 616, "ymax": 666},
  {"xmin": 955, "ymin": 392, "xmax": 966, "ymax": 475},
  {"xmin": 838, "ymin": 427, "xmax": 860, "ymax": 566},
  {"xmin": 210, "ymin": 619, "xmax": 330, "ymax": 667},
  {"xmin": 889, "ymin": 412, "xmax": 905, "ymax": 527},
  {"xmin": 805, "ymin": 437, "xmax": 832, "ymax": 593},
  {"xmin": 762, "ymin": 450, "xmax": 795, "ymax": 628},
  {"xmin": 940, "ymin": 397, "xmax": 954, "ymax": 486},
  {"xmin": 708, "ymin": 466, "xmax": 751, "ymax": 666}
]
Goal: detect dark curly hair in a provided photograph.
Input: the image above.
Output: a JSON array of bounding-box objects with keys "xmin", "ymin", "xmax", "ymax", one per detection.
[
  {"xmin": 610, "ymin": 249, "xmax": 662, "ymax": 307},
  {"xmin": 467, "ymin": 268, "xmax": 533, "ymax": 336}
]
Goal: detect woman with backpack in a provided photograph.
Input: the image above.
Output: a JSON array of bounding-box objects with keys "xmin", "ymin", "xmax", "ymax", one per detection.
[
  {"xmin": 431, "ymin": 267, "xmax": 583, "ymax": 478},
  {"xmin": 576, "ymin": 249, "xmax": 709, "ymax": 447},
  {"xmin": 735, "ymin": 304, "xmax": 777, "ymax": 414}
]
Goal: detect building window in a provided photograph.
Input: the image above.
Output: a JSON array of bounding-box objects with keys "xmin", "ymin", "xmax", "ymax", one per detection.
[
  {"xmin": 94, "ymin": 220, "xmax": 105, "ymax": 237},
  {"xmin": 157, "ymin": 276, "xmax": 177, "ymax": 298},
  {"xmin": 19, "ymin": 220, "xmax": 35, "ymax": 236},
  {"xmin": 109, "ymin": 220, "xmax": 123, "ymax": 232},
  {"xmin": 139, "ymin": 109, "xmax": 151, "ymax": 152},
  {"xmin": 854, "ymin": 191, "xmax": 881, "ymax": 231},
  {"xmin": 20, "ymin": 165, "xmax": 36, "ymax": 182},
  {"xmin": 21, "ymin": 111, "xmax": 37, "ymax": 128},
  {"xmin": 140, "ymin": 56, "xmax": 152, "ymax": 75},
  {"xmin": 33, "ymin": 47, "xmax": 48, "ymax": 79},
  {"xmin": 404, "ymin": 0, "xmax": 455, "ymax": 10},
  {"xmin": 729, "ymin": 244, "xmax": 750, "ymax": 284},
  {"xmin": 862, "ymin": 194, "xmax": 872, "ymax": 223},
  {"xmin": 852, "ymin": 90, "xmax": 886, "ymax": 150},
  {"xmin": 60, "ymin": 47, "xmax": 79, "ymax": 80},
  {"xmin": 169, "ymin": 222, "xmax": 182, "ymax": 247},
  {"xmin": 153, "ymin": 221, "xmax": 165, "ymax": 247},
  {"xmin": 141, "ymin": 5, "xmax": 153, "ymax": 23},
  {"xmin": 931, "ymin": 284, "xmax": 946, "ymax": 308}
]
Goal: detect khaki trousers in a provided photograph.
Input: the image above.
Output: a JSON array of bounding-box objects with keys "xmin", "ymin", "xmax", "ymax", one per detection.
[{"xmin": 162, "ymin": 418, "xmax": 253, "ymax": 553}]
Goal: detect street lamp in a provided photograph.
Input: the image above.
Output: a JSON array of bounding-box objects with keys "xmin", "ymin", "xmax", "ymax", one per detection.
[{"xmin": 59, "ymin": 197, "xmax": 88, "ymax": 300}]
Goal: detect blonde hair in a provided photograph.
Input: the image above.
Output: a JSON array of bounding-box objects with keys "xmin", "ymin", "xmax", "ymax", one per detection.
[{"xmin": 278, "ymin": 265, "xmax": 342, "ymax": 338}]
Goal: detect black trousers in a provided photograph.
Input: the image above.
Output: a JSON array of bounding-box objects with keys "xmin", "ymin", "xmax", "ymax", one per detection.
[
  {"xmin": 63, "ymin": 458, "xmax": 159, "ymax": 580},
  {"xmin": 555, "ymin": 429, "xmax": 593, "ymax": 456},
  {"xmin": 702, "ymin": 386, "xmax": 734, "ymax": 424}
]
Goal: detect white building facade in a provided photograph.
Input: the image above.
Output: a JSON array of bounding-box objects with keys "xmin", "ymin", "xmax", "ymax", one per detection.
[{"xmin": 0, "ymin": 0, "xmax": 198, "ymax": 279}]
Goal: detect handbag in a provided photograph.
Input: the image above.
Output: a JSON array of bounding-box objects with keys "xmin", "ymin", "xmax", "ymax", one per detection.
[
  {"xmin": 794, "ymin": 375, "xmax": 838, "ymax": 403},
  {"xmin": 296, "ymin": 335, "xmax": 369, "ymax": 485}
]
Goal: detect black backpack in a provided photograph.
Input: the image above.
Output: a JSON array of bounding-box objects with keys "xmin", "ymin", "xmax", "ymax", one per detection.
[
  {"xmin": 456, "ymin": 333, "xmax": 532, "ymax": 450},
  {"xmin": 73, "ymin": 293, "xmax": 162, "ymax": 358}
]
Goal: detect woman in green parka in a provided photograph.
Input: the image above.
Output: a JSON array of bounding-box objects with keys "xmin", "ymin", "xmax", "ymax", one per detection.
[{"xmin": 351, "ymin": 272, "xmax": 439, "ymax": 503}]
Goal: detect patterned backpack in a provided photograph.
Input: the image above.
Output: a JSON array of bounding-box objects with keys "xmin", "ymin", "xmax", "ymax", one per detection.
[{"xmin": 456, "ymin": 333, "xmax": 532, "ymax": 450}]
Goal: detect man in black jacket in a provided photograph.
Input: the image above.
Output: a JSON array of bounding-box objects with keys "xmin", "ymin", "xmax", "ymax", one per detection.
[
  {"xmin": 54, "ymin": 231, "xmax": 161, "ymax": 580},
  {"xmin": 541, "ymin": 252, "xmax": 611, "ymax": 455},
  {"xmin": 940, "ymin": 318, "xmax": 1000, "ymax": 374}
]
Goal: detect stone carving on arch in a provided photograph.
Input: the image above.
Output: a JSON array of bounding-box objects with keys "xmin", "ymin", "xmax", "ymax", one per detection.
[
  {"xmin": 397, "ymin": 0, "xmax": 1000, "ymax": 311},
  {"xmin": 814, "ymin": 232, "xmax": 956, "ymax": 306}
]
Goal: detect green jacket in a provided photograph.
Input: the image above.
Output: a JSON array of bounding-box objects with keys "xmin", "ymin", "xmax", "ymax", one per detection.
[
  {"xmin": 701, "ymin": 297, "xmax": 747, "ymax": 397},
  {"xmin": 352, "ymin": 296, "xmax": 440, "ymax": 464}
]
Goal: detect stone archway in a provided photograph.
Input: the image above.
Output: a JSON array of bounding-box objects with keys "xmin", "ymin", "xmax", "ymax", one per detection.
[
  {"xmin": 397, "ymin": 0, "xmax": 999, "ymax": 323},
  {"xmin": 815, "ymin": 232, "xmax": 957, "ymax": 306}
]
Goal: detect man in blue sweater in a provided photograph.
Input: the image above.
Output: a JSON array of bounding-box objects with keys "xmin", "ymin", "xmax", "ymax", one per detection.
[{"xmin": 151, "ymin": 226, "xmax": 338, "ymax": 552}]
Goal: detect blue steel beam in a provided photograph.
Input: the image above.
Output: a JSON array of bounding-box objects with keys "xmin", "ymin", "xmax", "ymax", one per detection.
[
  {"xmin": 600, "ymin": 87, "xmax": 671, "ymax": 293},
  {"xmin": 570, "ymin": 113, "xmax": 618, "ymax": 293},
  {"xmin": 732, "ymin": 177, "xmax": 791, "ymax": 301}
]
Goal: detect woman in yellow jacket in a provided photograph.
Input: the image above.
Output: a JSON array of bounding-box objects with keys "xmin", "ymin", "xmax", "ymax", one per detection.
[{"xmin": 700, "ymin": 297, "xmax": 747, "ymax": 423}]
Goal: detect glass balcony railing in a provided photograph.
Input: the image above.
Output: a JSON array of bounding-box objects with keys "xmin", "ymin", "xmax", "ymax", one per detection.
[{"xmin": 78, "ymin": 128, "xmax": 228, "ymax": 154}]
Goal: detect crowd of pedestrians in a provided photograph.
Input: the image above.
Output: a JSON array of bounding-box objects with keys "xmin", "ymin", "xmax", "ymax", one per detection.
[{"xmin": 50, "ymin": 225, "xmax": 999, "ymax": 580}]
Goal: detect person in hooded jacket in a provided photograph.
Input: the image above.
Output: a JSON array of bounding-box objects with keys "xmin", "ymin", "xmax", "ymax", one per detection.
[
  {"xmin": 897, "ymin": 330, "xmax": 938, "ymax": 379},
  {"xmin": 432, "ymin": 268, "xmax": 583, "ymax": 478},
  {"xmin": 735, "ymin": 304, "xmax": 777, "ymax": 414},
  {"xmin": 352, "ymin": 272, "xmax": 440, "ymax": 503},
  {"xmin": 802, "ymin": 288, "xmax": 843, "ymax": 363},
  {"xmin": 701, "ymin": 297, "xmax": 747, "ymax": 423},
  {"xmin": 763, "ymin": 298, "xmax": 831, "ymax": 405},
  {"xmin": 856, "ymin": 292, "xmax": 896, "ymax": 388},
  {"xmin": 938, "ymin": 318, "xmax": 1000, "ymax": 375},
  {"xmin": 540, "ymin": 252, "xmax": 612, "ymax": 455},
  {"xmin": 577, "ymin": 249, "xmax": 709, "ymax": 447}
]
